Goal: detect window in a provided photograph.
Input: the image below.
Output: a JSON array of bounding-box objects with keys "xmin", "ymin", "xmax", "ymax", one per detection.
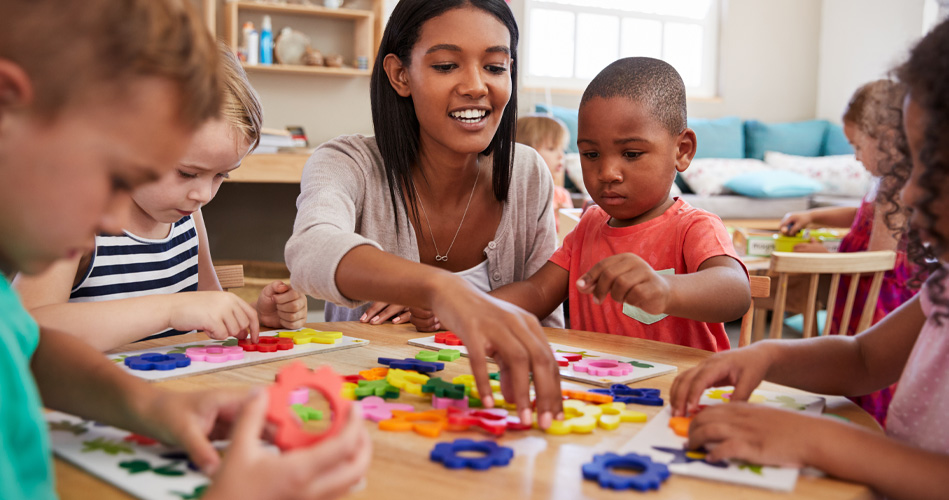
[{"xmin": 523, "ymin": 0, "xmax": 720, "ymax": 98}]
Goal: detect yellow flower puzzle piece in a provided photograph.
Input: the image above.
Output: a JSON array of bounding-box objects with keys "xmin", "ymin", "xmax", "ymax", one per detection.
[
  {"xmin": 387, "ymin": 368, "xmax": 430, "ymax": 396},
  {"xmin": 542, "ymin": 400, "xmax": 647, "ymax": 434},
  {"xmin": 597, "ymin": 402, "xmax": 647, "ymax": 429},
  {"xmin": 707, "ymin": 388, "xmax": 766, "ymax": 403},
  {"xmin": 341, "ymin": 382, "xmax": 358, "ymax": 401},
  {"xmin": 277, "ymin": 328, "xmax": 343, "ymax": 345},
  {"xmin": 451, "ymin": 374, "xmax": 500, "ymax": 398}
]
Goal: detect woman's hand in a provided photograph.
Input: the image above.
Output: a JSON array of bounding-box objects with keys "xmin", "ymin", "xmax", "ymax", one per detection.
[
  {"xmin": 428, "ymin": 276, "xmax": 563, "ymax": 429},
  {"xmin": 407, "ymin": 307, "xmax": 441, "ymax": 332},
  {"xmin": 360, "ymin": 302, "xmax": 411, "ymax": 325}
]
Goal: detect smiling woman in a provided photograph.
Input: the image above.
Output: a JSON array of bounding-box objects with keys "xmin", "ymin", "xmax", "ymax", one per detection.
[{"xmin": 285, "ymin": 0, "xmax": 566, "ymax": 428}]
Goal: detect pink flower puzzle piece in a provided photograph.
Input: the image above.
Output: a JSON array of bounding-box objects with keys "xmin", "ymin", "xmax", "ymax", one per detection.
[
  {"xmin": 184, "ymin": 345, "xmax": 245, "ymax": 363},
  {"xmin": 572, "ymin": 358, "xmax": 633, "ymax": 377},
  {"xmin": 358, "ymin": 396, "xmax": 415, "ymax": 422}
]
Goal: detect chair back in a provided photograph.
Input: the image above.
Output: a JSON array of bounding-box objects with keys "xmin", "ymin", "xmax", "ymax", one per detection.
[
  {"xmin": 738, "ymin": 275, "xmax": 771, "ymax": 347},
  {"xmin": 767, "ymin": 251, "xmax": 896, "ymax": 340},
  {"xmin": 214, "ymin": 265, "xmax": 245, "ymax": 291}
]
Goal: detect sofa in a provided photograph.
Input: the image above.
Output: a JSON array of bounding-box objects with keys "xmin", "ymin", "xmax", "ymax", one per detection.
[{"xmin": 536, "ymin": 104, "xmax": 869, "ymax": 220}]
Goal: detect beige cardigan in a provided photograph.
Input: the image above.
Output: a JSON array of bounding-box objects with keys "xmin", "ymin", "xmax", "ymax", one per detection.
[{"xmin": 285, "ymin": 134, "xmax": 564, "ymax": 327}]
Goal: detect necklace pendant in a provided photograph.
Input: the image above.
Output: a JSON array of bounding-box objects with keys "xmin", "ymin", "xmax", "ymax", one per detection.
[{"xmin": 435, "ymin": 255, "xmax": 448, "ymax": 262}]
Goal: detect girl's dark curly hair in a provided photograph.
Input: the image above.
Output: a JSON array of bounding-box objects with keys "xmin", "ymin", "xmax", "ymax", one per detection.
[{"xmin": 894, "ymin": 18, "xmax": 949, "ymax": 324}]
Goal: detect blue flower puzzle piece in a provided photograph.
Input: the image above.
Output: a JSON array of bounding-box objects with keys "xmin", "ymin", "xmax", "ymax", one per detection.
[
  {"xmin": 377, "ymin": 357, "xmax": 444, "ymax": 373},
  {"xmin": 588, "ymin": 385, "xmax": 663, "ymax": 406},
  {"xmin": 124, "ymin": 353, "xmax": 191, "ymax": 371},
  {"xmin": 581, "ymin": 453, "xmax": 670, "ymax": 491},
  {"xmin": 430, "ymin": 439, "xmax": 514, "ymax": 470}
]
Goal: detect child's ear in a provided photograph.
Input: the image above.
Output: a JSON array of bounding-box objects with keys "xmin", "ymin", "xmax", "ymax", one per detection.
[
  {"xmin": 383, "ymin": 54, "xmax": 411, "ymax": 98},
  {"xmin": 674, "ymin": 127, "xmax": 698, "ymax": 173},
  {"xmin": 0, "ymin": 60, "xmax": 34, "ymax": 125}
]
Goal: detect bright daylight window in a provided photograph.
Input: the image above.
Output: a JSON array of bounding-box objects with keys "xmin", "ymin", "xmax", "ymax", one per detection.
[{"xmin": 523, "ymin": 0, "xmax": 720, "ymax": 98}]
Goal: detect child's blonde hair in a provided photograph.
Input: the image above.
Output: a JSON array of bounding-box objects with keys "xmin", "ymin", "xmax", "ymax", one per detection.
[
  {"xmin": 0, "ymin": 0, "xmax": 220, "ymax": 129},
  {"xmin": 516, "ymin": 114, "xmax": 570, "ymax": 150},
  {"xmin": 219, "ymin": 45, "xmax": 262, "ymax": 150}
]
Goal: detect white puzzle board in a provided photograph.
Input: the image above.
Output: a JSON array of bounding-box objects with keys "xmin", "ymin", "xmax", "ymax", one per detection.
[
  {"xmin": 408, "ymin": 336, "xmax": 676, "ymax": 387},
  {"xmin": 47, "ymin": 410, "xmax": 225, "ymax": 500},
  {"xmin": 108, "ymin": 329, "xmax": 369, "ymax": 382},
  {"xmin": 626, "ymin": 387, "xmax": 825, "ymax": 491}
]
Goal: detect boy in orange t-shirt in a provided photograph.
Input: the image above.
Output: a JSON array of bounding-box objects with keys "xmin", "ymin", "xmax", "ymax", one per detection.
[{"xmin": 492, "ymin": 57, "xmax": 750, "ymax": 352}]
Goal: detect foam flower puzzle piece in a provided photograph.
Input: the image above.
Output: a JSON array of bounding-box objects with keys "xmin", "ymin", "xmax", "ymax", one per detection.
[
  {"xmin": 416, "ymin": 349, "xmax": 461, "ymax": 362},
  {"xmin": 433, "ymin": 395, "xmax": 469, "ymax": 410},
  {"xmin": 358, "ymin": 367, "xmax": 389, "ymax": 380},
  {"xmin": 386, "ymin": 368, "xmax": 429, "ymax": 396},
  {"xmin": 124, "ymin": 353, "xmax": 191, "ymax": 371},
  {"xmin": 668, "ymin": 416, "xmax": 693, "ymax": 437},
  {"xmin": 266, "ymin": 362, "xmax": 350, "ymax": 451},
  {"xmin": 291, "ymin": 404, "xmax": 323, "ymax": 423},
  {"xmin": 434, "ymin": 331, "xmax": 463, "ymax": 346},
  {"xmin": 379, "ymin": 409, "xmax": 456, "ymax": 437},
  {"xmin": 358, "ymin": 396, "xmax": 415, "ymax": 422},
  {"xmin": 355, "ymin": 379, "xmax": 400, "ymax": 400},
  {"xmin": 184, "ymin": 346, "xmax": 244, "ymax": 363},
  {"xmin": 542, "ymin": 400, "xmax": 601, "ymax": 435},
  {"xmin": 378, "ymin": 357, "xmax": 444, "ymax": 373},
  {"xmin": 277, "ymin": 328, "xmax": 343, "ymax": 345},
  {"xmin": 422, "ymin": 377, "xmax": 467, "ymax": 399},
  {"xmin": 451, "ymin": 374, "xmax": 500, "ymax": 398},
  {"xmin": 707, "ymin": 388, "xmax": 766, "ymax": 403},
  {"xmin": 238, "ymin": 336, "xmax": 294, "ymax": 352},
  {"xmin": 430, "ymin": 439, "xmax": 514, "ymax": 470},
  {"xmin": 446, "ymin": 408, "xmax": 519, "ymax": 435},
  {"xmin": 562, "ymin": 389, "xmax": 612, "ymax": 404},
  {"xmin": 552, "ymin": 347, "xmax": 582, "ymax": 366},
  {"xmin": 582, "ymin": 453, "xmax": 669, "ymax": 491},
  {"xmin": 589, "ymin": 385, "xmax": 663, "ymax": 406},
  {"xmin": 653, "ymin": 446, "xmax": 727, "ymax": 468},
  {"xmin": 341, "ymin": 382, "xmax": 358, "ymax": 400},
  {"xmin": 597, "ymin": 402, "xmax": 647, "ymax": 429},
  {"xmin": 572, "ymin": 358, "xmax": 634, "ymax": 377}
]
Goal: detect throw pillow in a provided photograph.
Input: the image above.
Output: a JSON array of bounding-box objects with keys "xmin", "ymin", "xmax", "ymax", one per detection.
[
  {"xmin": 534, "ymin": 104, "xmax": 579, "ymax": 153},
  {"xmin": 764, "ymin": 151, "xmax": 871, "ymax": 198},
  {"xmin": 679, "ymin": 158, "xmax": 769, "ymax": 196},
  {"xmin": 744, "ymin": 119, "xmax": 829, "ymax": 160},
  {"xmin": 689, "ymin": 116, "xmax": 744, "ymax": 159},
  {"xmin": 822, "ymin": 123, "xmax": 854, "ymax": 155},
  {"xmin": 724, "ymin": 170, "xmax": 823, "ymax": 198}
]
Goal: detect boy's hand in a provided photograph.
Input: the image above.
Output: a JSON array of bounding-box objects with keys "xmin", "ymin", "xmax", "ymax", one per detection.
[
  {"xmin": 576, "ymin": 254, "xmax": 672, "ymax": 315},
  {"xmin": 169, "ymin": 291, "xmax": 260, "ymax": 343},
  {"xmin": 206, "ymin": 391, "xmax": 371, "ymax": 500},
  {"xmin": 258, "ymin": 281, "xmax": 308, "ymax": 330},
  {"xmin": 360, "ymin": 302, "xmax": 411, "ymax": 325},
  {"xmin": 407, "ymin": 307, "xmax": 441, "ymax": 332},
  {"xmin": 780, "ymin": 211, "xmax": 812, "ymax": 236},
  {"xmin": 669, "ymin": 344, "xmax": 773, "ymax": 416},
  {"xmin": 687, "ymin": 403, "xmax": 826, "ymax": 467}
]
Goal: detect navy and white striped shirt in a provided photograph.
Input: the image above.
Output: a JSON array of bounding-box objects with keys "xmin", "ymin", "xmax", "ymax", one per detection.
[{"xmin": 70, "ymin": 216, "xmax": 199, "ymax": 340}]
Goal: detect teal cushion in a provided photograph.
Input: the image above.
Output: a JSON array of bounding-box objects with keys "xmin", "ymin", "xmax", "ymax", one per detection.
[
  {"xmin": 744, "ymin": 119, "xmax": 829, "ymax": 160},
  {"xmin": 689, "ymin": 116, "xmax": 744, "ymax": 159},
  {"xmin": 534, "ymin": 104, "xmax": 579, "ymax": 153},
  {"xmin": 723, "ymin": 170, "xmax": 823, "ymax": 198},
  {"xmin": 784, "ymin": 311, "xmax": 827, "ymax": 334},
  {"xmin": 821, "ymin": 123, "xmax": 854, "ymax": 155}
]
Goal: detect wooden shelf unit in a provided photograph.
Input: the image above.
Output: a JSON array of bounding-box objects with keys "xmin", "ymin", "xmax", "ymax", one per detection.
[{"xmin": 223, "ymin": 0, "xmax": 383, "ymax": 77}]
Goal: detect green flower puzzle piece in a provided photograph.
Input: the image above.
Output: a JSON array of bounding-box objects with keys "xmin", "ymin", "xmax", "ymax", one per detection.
[
  {"xmin": 556, "ymin": 349, "xmax": 598, "ymax": 359},
  {"xmin": 489, "ymin": 372, "xmax": 501, "ymax": 380},
  {"xmin": 625, "ymin": 360, "xmax": 654, "ymax": 369},
  {"xmin": 738, "ymin": 463, "xmax": 764, "ymax": 475},
  {"xmin": 415, "ymin": 349, "xmax": 461, "ymax": 362},
  {"xmin": 49, "ymin": 420, "xmax": 88, "ymax": 436},
  {"xmin": 421, "ymin": 377, "xmax": 467, "ymax": 399},
  {"xmin": 172, "ymin": 485, "xmax": 209, "ymax": 499},
  {"xmin": 119, "ymin": 459, "xmax": 186, "ymax": 477},
  {"xmin": 768, "ymin": 395, "xmax": 806, "ymax": 411},
  {"xmin": 292, "ymin": 404, "xmax": 324, "ymax": 422},
  {"xmin": 355, "ymin": 379, "xmax": 400, "ymax": 400},
  {"xmin": 81, "ymin": 437, "xmax": 134, "ymax": 456}
]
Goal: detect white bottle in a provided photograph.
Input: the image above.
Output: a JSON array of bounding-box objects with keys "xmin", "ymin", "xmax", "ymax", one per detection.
[{"xmin": 246, "ymin": 26, "xmax": 259, "ymax": 65}]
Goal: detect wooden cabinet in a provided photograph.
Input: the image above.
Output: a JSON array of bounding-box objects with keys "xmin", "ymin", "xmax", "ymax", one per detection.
[{"xmin": 221, "ymin": 0, "xmax": 384, "ymax": 77}]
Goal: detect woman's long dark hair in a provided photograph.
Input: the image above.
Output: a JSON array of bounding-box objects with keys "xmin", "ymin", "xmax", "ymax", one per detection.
[
  {"xmin": 369, "ymin": 0, "xmax": 519, "ymax": 230},
  {"xmin": 895, "ymin": 17, "xmax": 949, "ymax": 324}
]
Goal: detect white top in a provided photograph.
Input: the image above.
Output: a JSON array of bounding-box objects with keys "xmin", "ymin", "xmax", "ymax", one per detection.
[{"xmin": 454, "ymin": 259, "xmax": 492, "ymax": 294}]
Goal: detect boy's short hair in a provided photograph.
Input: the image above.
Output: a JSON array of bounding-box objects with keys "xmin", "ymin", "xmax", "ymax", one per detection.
[
  {"xmin": 515, "ymin": 114, "xmax": 569, "ymax": 150},
  {"xmin": 580, "ymin": 57, "xmax": 687, "ymax": 136},
  {"xmin": 0, "ymin": 0, "xmax": 221, "ymax": 129},
  {"xmin": 219, "ymin": 45, "xmax": 263, "ymax": 150}
]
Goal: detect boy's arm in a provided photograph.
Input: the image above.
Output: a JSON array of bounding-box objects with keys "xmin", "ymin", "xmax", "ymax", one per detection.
[
  {"xmin": 194, "ymin": 210, "xmax": 223, "ymax": 292},
  {"xmin": 490, "ymin": 261, "xmax": 570, "ymax": 321},
  {"xmin": 662, "ymin": 255, "xmax": 750, "ymax": 323}
]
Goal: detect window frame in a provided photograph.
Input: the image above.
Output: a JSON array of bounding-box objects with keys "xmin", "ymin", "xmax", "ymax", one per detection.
[{"xmin": 521, "ymin": 0, "xmax": 721, "ymax": 98}]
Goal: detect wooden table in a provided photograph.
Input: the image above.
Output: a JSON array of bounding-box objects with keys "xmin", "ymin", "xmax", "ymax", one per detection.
[{"xmin": 56, "ymin": 323, "xmax": 879, "ymax": 500}]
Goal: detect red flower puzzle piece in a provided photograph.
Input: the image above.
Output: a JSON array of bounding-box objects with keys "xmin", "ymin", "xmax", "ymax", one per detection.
[
  {"xmin": 434, "ymin": 331, "xmax": 463, "ymax": 346},
  {"xmin": 239, "ymin": 336, "xmax": 294, "ymax": 352}
]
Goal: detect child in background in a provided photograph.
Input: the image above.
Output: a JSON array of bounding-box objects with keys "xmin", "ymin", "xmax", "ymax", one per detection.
[
  {"xmin": 14, "ymin": 46, "xmax": 308, "ymax": 352},
  {"xmin": 779, "ymin": 80, "xmax": 928, "ymax": 425},
  {"xmin": 516, "ymin": 114, "xmax": 574, "ymax": 231},
  {"xmin": 0, "ymin": 2, "xmax": 368, "ymax": 499},
  {"xmin": 492, "ymin": 57, "xmax": 750, "ymax": 352},
  {"xmin": 670, "ymin": 19, "xmax": 949, "ymax": 498}
]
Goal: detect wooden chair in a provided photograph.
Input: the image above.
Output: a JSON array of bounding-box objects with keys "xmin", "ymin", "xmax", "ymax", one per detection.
[
  {"xmin": 213, "ymin": 264, "xmax": 245, "ymax": 291},
  {"xmin": 766, "ymin": 251, "xmax": 896, "ymax": 340},
  {"xmin": 738, "ymin": 275, "xmax": 771, "ymax": 347}
]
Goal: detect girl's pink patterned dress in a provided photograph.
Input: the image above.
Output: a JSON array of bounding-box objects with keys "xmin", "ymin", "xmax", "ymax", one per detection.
[{"xmin": 831, "ymin": 197, "xmax": 926, "ymax": 426}]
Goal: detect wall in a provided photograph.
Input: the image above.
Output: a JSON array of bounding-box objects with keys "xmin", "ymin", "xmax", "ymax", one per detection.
[{"xmin": 515, "ymin": 0, "xmax": 823, "ymax": 122}]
